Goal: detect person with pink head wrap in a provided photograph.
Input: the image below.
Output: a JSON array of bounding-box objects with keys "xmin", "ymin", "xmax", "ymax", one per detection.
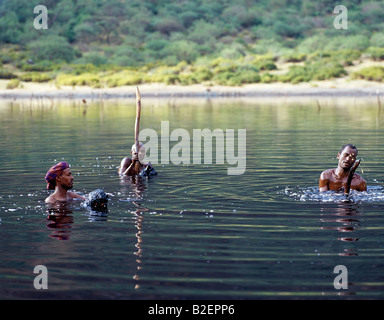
[{"xmin": 44, "ymin": 161, "xmax": 85, "ymax": 204}]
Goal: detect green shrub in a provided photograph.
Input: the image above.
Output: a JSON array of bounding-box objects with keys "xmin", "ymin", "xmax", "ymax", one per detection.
[
  {"xmin": 260, "ymin": 73, "xmax": 277, "ymax": 83},
  {"xmin": 213, "ymin": 71, "xmax": 235, "ymax": 85},
  {"xmin": 370, "ymin": 33, "xmax": 384, "ymax": 48},
  {"xmin": 105, "ymin": 72, "xmax": 142, "ymax": 87},
  {"xmin": 76, "ymin": 53, "xmax": 107, "ymax": 66},
  {"xmin": 20, "ymin": 63, "xmax": 46, "ymax": 72},
  {"xmin": 0, "ymin": 69, "xmax": 17, "ymax": 79},
  {"xmin": 324, "ymin": 35, "xmax": 370, "ymax": 52},
  {"xmin": 143, "ymin": 65, "xmax": 181, "ymax": 84},
  {"xmin": 28, "ymin": 36, "xmax": 79, "ymax": 63},
  {"xmin": 212, "ymin": 69, "xmax": 260, "ymax": 86},
  {"xmin": 236, "ymin": 70, "xmax": 261, "ymax": 84},
  {"xmin": 6, "ymin": 79, "xmax": 20, "ymax": 89},
  {"xmin": 335, "ymin": 49, "xmax": 362, "ymax": 61},
  {"xmin": 177, "ymin": 72, "xmax": 198, "ymax": 85},
  {"xmin": 192, "ymin": 68, "xmax": 213, "ymax": 82},
  {"xmin": 56, "ymin": 73, "xmax": 101, "ymax": 87},
  {"xmin": 255, "ymin": 60, "xmax": 277, "ymax": 71},
  {"xmin": 282, "ymin": 53, "xmax": 307, "ymax": 63},
  {"xmin": 12, "ymin": 56, "xmax": 59, "ymax": 72},
  {"xmin": 366, "ymin": 47, "xmax": 384, "ymax": 61},
  {"xmin": 164, "ymin": 74, "xmax": 180, "ymax": 85},
  {"xmin": 352, "ymin": 66, "xmax": 384, "ymax": 82},
  {"xmin": 311, "ymin": 60, "xmax": 346, "ymax": 80},
  {"xmin": 19, "ymin": 72, "xmax": 52, "ymax": 82},
  {"xmin": 279, "ymin": 65, "xmax": 311, "ymax": 83},
  {"xmin": 61, "ymin": 63, "xmax": 101, "ymax": 75},
  {"xmin": 324, "ymin": 49, "xmax": 362, "ymax": 67},
  {"xmin": 212, "ymin": 59, "xmax": 237, "ymax": 74},
  {"xmin": 290, "ymin": 75, "xmax": 307, "ymax": 84},
  {"xmin": 307, "ymin": 51, "xmax": 331, "ymax": 60},
  {"xmin": 296, "ymin": 35, "xmax": 329, "ymax": 53},
  {"xmin": 279, "ymin": 59, "xmax": 346, "ymax": 83},
  {"xmin": 119, "ymin": 73, "xmax": 142, "ymax": 86}
]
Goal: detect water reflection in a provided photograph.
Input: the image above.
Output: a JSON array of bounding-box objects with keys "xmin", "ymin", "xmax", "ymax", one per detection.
[
  {"xmin": 284, "ymin": 186, "xmax": 383, "ymax": 257},
  {"xmin": 120, "ymin": 176, "xmax": 148, "ymax": 201},
  {"xmin": 46, "ymin": 202, "xmax": 74, "ymax": 241},
  {"xmin": 320, "ymin": 202, "xmax": 362, "ymax": 256},
  {"xmin": 86, "ymin": 209, "xmax": 109, "ymax": 222},
  {"xmin": 282, "ymin": 185, "xmax": 366, "ymax": 256},
  {"xmin": 133, "ymin": 207, "xmax": 145, "ymax": 290},
  {"xmin": 45, "ymin": 198, "xmax": 110, "ymax": 239},
  {"xmin": 119, "ymin": 176, "xmax": 149, "ymax": 290}
]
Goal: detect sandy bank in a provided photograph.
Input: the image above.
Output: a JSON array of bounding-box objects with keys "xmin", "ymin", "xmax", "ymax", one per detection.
[{"xmin": 0, "ymin": 78, "xmax": 384, "ymax": 100}]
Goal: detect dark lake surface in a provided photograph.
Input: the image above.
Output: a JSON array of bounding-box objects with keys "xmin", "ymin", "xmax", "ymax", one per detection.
[{"xmin": 1, "ymin": 96, "xmax": 384, "ymax": 299}]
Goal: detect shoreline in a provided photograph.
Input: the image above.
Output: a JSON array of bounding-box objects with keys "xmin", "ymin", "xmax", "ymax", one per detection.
[{"xmin": 0, "ymin": 79, "xmax": 383, "ymax": 100}]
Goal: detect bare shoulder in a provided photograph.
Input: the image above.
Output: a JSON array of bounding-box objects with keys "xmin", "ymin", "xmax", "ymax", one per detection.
[
  {"xmin": 353, "ymin": 173, "xmax": 366, "ymax": 183},
  {"xmin": 120, "ymin": 157, "xmax": 132, "ymax": 165},
  {"xmin": 118, "ymin": 157, "xmax": 133, "ymax": 175},
  {"xmin": 320, "ymin": 169, "xmax": 333, "ymax": 179},
  {"xmin": 45, "ymin": 195, "xmax": 55, "ymax": 204},
  {"xmin": 354, "ymin": 172, "xmax": 364, "ymax": 179},
  {"xmin": 352, "ymin": 173, "xmax": 367, "ymax": 191}
]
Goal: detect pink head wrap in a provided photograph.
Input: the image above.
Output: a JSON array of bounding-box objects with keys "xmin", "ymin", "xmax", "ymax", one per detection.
[{"xmin": 45, "ymin": 161, "xmax": 69, "ymax": 190}]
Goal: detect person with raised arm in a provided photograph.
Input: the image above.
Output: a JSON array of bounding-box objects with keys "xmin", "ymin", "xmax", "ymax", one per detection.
[{"xmin": 319, "ymin": 144, "xmax": 367, "ymax": 193}]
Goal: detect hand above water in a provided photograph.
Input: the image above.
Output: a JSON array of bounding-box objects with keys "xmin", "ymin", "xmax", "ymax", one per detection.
[
  {"xmin": 350, "ymin": 159, "xmax": 360, "ymax": 175},
  {"xmin": 345, "ymin": 159, "xmax": 361, "ymax": 194}
]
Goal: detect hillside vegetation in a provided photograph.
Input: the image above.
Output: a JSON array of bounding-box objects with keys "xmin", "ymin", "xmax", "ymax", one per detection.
[{"xmin": 1, "ymin": 0, "xmax": 384, "ymax": 88}]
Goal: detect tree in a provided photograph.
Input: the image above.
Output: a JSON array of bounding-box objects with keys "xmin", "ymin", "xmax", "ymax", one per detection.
[
  {"xmin": 28, "ymin": 35, "xmax": 78, "ymax": 62},
  {"xmin": 0, "ymin": 12, "xmax": 22, "ymax": 43}
]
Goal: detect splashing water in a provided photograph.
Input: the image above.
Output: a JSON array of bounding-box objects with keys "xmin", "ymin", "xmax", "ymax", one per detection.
[{"xmin": 283, "ymin": 185, "xmax": 384, "ymax": 203}]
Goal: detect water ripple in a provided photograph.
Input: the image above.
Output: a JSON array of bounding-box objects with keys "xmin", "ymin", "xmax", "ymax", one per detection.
[{"xmin": 281, "ymin": 186, "xmax": 384, "ymax": 204}]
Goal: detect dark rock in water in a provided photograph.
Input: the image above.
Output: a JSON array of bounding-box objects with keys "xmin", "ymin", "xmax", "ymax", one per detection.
[
  {"xmin": 85, "ymin": 189, "xmax": 109, "ymax": 212},
  {"xmin": 139, "ymin": 165, "xmax": 157, "ymax": 177}
]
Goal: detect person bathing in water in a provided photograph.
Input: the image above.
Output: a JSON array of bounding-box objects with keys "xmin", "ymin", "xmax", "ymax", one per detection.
[
  {"xmin": 118, "ymin": 142, "xmax": 157, "ymax": 177},
  {"xmin": 45, "ymin": 161, "xmax": 86, "ymax": 204},
  {"xmin": 319, "ymin": 144, "xmax": 367, "ymax": 192}
]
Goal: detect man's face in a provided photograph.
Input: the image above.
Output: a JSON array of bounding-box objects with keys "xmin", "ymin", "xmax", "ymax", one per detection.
[
  {"xmin": 131, "ymin": 144, "xmax": 146, "ymax": 162},
  {"xmin": 57, "ymin": 168, "xmax": 74, "ymax": 190},
  {"xmin": 337, "ymin": 146, "xmax": 357, "ymax": 170}
]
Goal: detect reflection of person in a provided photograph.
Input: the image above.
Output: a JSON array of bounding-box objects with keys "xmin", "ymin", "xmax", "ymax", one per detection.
[
  {"xmin": 46, "ymin": 202, "xmax": 74, "ymax": 240},
  {"xmin": 45, "ymin": 161, "xmax": 85, "ymax": 204},
  {"xmin": 119, "ymin": 174, "xmax": 148, "ymax": 290},
  {"xmin": 319, "ymin": 144, "xmax": 367, "ymax": 192},
  {"xmin": 118, "ymin": 142, "xmax": 157, "ymax": 177},
  {"xmin": 320, "ymin": 203, "xmax": 361, "ymax": 256}
]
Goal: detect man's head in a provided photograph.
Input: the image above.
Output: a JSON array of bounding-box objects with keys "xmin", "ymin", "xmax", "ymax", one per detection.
[
  {"xmin": 86, "ymin": 188, "xmax": 109, "ymax": 212},
  {"xmin": 45, "ymin": 161, "xmax": 74, "ymax": 190},
  {"xmin": 337, "ymin": 144, "xmax": 358, "ymax": 170},
  {"xmin": 131, "ymin": 142, "xmax": 146, "ymax": 162}
]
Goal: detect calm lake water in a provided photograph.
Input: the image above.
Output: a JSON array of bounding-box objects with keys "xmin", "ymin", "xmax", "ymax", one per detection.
[{"xmin": 1, "ymin": 95, "xmax": 384, "ymax": 300}]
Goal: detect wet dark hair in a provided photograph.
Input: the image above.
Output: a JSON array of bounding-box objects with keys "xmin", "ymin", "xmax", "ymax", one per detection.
[
  {"xmin": 86, "ymin": 189, "xmax": 109, "ymax": 212},
  {"xmin": 340, "ymin": 144, "xmax": 358, "ymax": 155}
]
